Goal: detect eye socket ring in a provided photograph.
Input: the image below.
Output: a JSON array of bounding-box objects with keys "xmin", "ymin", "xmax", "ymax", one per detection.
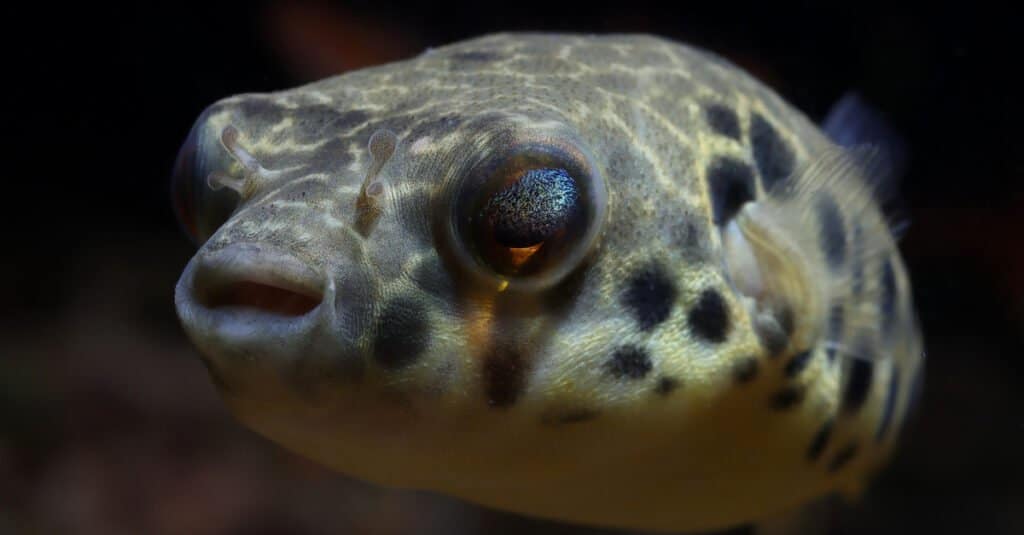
[{"xmin": 448, "ymin": 137, "xmax": 607, "ymax": 292}]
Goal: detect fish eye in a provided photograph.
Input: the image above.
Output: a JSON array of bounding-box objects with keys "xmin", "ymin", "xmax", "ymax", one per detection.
[
  {"xmin": 452, "ymin": 141, "xmax": 607, "ymax": 290},
  {"xmin": 171, "ymin": 120, "xmax": 240, "ymax": 245}
]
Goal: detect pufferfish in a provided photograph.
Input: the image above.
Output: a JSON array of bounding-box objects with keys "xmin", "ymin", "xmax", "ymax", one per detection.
[{"xmin": 172, "ymin": 33, "xmax": 924, "ymax": 533}]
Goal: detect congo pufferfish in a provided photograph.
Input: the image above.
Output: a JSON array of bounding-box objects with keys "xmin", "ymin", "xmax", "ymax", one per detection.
[{"xmin": 172, "ymin": 33, "xmax": 924, "ymax": 533}]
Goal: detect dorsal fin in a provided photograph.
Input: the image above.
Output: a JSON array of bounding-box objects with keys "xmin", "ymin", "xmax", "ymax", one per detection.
[{"xmin": 822, "ymin": 92, "xmax": 910, "ymax": 236}]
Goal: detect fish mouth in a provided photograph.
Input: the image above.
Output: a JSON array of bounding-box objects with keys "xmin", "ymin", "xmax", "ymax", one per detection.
[
  {"xmin": 174, "ymin": 243, "xmax": 334, "ymax": 356},
  {"xmin": 190, "ymin": 244, "xmax": 325, "ymax": 317}
]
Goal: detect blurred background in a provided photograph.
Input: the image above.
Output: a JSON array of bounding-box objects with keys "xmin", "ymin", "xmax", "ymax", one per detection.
[{"xmin": 3, "ymin": 1, "xmax": 1021, "ymax": 534}]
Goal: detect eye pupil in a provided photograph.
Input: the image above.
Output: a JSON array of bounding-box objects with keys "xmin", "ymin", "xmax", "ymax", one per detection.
[{"xmin": 482, "ymin": 168, "xmax": 579, "ymax": 248}]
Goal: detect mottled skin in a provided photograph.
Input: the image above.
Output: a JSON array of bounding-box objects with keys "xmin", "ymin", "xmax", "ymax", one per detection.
[{"xmin": 173, "ymin": 34, "xmax": 924, "ymax": 532}]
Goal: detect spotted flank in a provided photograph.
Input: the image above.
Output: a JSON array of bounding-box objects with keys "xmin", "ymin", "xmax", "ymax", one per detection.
[{"xmin": 172, "ymin": 33, "xmax": 924, "ymax": 533}]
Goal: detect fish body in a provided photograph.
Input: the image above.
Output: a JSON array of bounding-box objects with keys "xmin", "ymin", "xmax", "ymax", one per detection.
[{"xmin": 173, "ymin": 33, "xmax": 923, "ymax": 532}]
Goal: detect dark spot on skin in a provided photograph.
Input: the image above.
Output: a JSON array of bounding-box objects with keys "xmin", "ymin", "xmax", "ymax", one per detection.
[
  {"xmin": 807, "ymin": 418, "xmax": 834, "ymax": 461},
  {"xmin": 373, "ymin": 298, "xmax": 431, "ymax": 370},
  {"xmin": 732, "ymin": 357, "xmax": 759, "ymax": 384},
  {"xmin": 826, "ymin": 304, "xmax": 844, "ymax": 363},
  {"xmin": 707, "ymin": 157, "xmax": 756, "ymax": 225},
  {"xmin": 688, "ymin": 288, "xmax": 731, "ymax": 343},
  {"xmin": 828, "ymin": 442, "xmax": 859, "ymax": 473},
  {"xmin": 875, "ymin": 366, "xmax": 901, "ymax": 442},
  {"xmin": 880, "ymin": 258, "xmax": 897, "ymax": 338},
  {"xmin": 769, "ymin": 385, "xmax": 805, "ymax": 410},
  {"xmin": 816, "ymin": 193, "xmax": 847, "ymax": 270},
  {"xmin": 750, "ymin": 113, "xmax": 796, "ymax": 191},
  {"xmin": 543, "ymin": 408, "xmax": 599, "ymax": 425},
  {"xmin": 784, "ymin": 350, "xmax": 813, "ymax": 378},
  {"xmin": 484, "ymin": 346, "xmax": 527, "ymax": 408},
  {"xmin": 622, "ymin": 263, "xmax": 678, "ymax": 331},
  {"xmin": 606, "ymin": 346, "xmax": 652, "ymax": 380},
  {"xmin": 704, "ymin": 104, "xmax": 741, "ymax": 139},
  {"xmin": 656, "ymin": 376, "xmax": 680, "ymax": 395},
  {"xmin": 842, "ymin": 353, "xmax": 875, "ymax": 413}
]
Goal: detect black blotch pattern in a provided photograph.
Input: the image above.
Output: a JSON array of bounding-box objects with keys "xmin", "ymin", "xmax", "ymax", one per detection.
[
  {"xmin": 606, "ymin": 346, "xmax": 652, "ymax": 380},
  {"xmin": 880, "ymin": 258, "xmax": 897, "ymax": 338},
  {"xmin": 373, "ymin": 298, "xmax": 431, "ymax": 370},
  {"xmin": 688, "ymin": 288, "xmax": 731, "ymax": 343},
  {"xmin": 875, "ymin": 366, "xmax": 901, "ymax": 442},
  {"xmin": 770, "ymin": 385, "xmax": 805, "ymax": 410},
  {"xmin": 807, "ymin": 418, "xmax": 834, "ymax": 461},
  {"xmin": 784, "ymin": 350, "xmax": 813, "ymax": 377},
  {"xmin": 816, "ymin": 193, "xmax": 847, "ymax": 270},
  {"xmin": 732, "ymin": 357, "xmax": 759, "ymax": 384},
  {"xmin": 707, "ymin": 157, "xmax": 756, "ymax": 225},
  {"xmin": 828, "ymin": 442, "xmax": 859, "ymax": 473},
  {"xmin": 622, "ymin": 263, "xmax": 678, "ymax": 331},
  {"xmin": 842, "ymin": 357, "xmax": 875, "ymax": 413},
  {"xmin": 826, "ymin": 304, "xmax": 844, "ymax": 363},
  {"xmin": 704, "ymin": 104, "xmax": 741, "ymax": 139},
  {"xmin": 656, "ymin": 376, "xmax": 680, "ymax": 395},
  {"xmin": 750, "ymin": 113, "xmax": 795, "ymax": 191},
  {"xmin": 484, "ymin": 347, "xmax": 527, "ymax": 408}
]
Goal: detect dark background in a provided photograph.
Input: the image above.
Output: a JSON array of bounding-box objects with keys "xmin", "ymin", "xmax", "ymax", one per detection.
[{"xmin": 4, "ymin": 1, "xmax": 1021, "ymax": 534}]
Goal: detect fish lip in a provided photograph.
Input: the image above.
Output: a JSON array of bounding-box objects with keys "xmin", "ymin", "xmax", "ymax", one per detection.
[
  {"xmin": 192, "ymin": 242, "xmax": 326, "ymax": 303},
  {"xmin": 174, "ymin": 243, "xmax": 336, "ymax": 358}
]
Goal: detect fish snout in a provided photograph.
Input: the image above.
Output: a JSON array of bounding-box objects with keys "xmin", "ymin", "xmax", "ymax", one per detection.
[{"xmin": 175, "ymin": 243, "xmax": 363, "ymax": 393}]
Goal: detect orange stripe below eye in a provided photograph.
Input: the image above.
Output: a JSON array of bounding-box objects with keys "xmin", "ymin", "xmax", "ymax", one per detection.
[{"xmin": 465, "ymin": 297, "xmax": 496, "ymax": 362}]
